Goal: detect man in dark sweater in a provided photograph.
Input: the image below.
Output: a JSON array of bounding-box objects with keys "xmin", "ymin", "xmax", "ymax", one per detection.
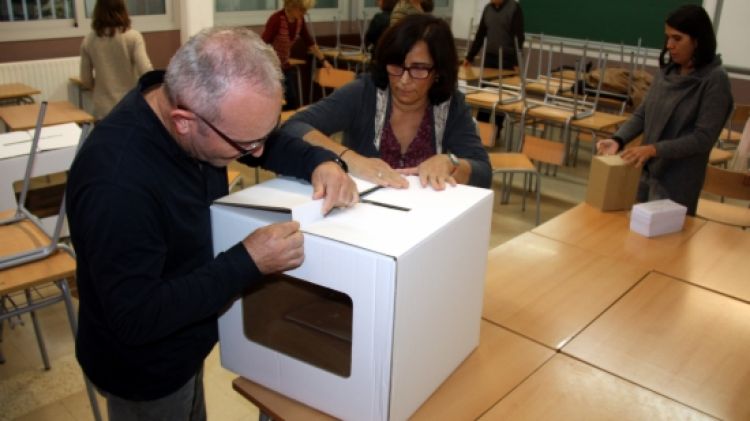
[
  {"xmin": 463, "ymin": 0, "xmax": 525, "ymax": 70},
  {"xmin": 66, "ymin": 27, "xmax": 356, "ymax": 420}
]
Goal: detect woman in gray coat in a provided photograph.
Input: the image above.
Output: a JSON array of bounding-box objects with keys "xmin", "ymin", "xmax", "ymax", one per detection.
[
  {"xmin": 596, "ymin": 5, "xmax": 733, "ymax": 215},
  {"xmin": 282, "ymin": 14, "xmax": 491, "ymax": 190}
]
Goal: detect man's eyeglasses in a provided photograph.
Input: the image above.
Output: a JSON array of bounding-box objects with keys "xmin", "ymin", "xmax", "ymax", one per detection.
[
  {"xmin": 178, "ymin": 105, "xmax": 267, "ymax": 157},
  {"xmin": 386, "ymin": 64, "xmax": 434, "ymax": 80}
]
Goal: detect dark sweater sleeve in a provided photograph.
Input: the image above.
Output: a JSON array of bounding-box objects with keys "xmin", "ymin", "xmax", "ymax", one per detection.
[
  {"xmin": 66, "ymin": 179, "xmax": 261, "ymax": 347},
  {"xmin": 281, "ymin": 77, "xmax": 365, "ymax": 140},
  {"xmin": 512, "ymin": 4, "xmax": 525, "ymax": 50},
  {"xmin": 238, "ymin": 129, "xmax": 337, "ymax": 181},
  {"xmin": 466, "ymin": 9, "xmax": 488, "ymax": 62}
]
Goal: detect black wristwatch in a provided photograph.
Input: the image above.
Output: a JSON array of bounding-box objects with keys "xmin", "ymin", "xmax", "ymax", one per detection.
[{"xmin": 331, "ymin": 156, "xmax": 348, "ymax": 173}]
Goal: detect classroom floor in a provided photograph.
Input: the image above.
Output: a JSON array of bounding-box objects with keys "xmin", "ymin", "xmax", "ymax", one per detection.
[{"xmin": 0, "ymin": 137, "xmax": 592, "ymax": 421}]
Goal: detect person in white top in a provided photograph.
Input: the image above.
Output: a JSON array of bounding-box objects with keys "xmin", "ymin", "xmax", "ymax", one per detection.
[{"xmin": 80, "ymin": 0, "xmax": 153, "ymax": 120}]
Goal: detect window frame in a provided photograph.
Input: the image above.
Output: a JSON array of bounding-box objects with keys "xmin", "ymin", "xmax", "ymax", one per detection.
[
  {"xmin": 0, "ymin": 0, "xmax": 179, "ymax": 43},
  {"xmin": 214, "ymin": 1, "xmax": 345, "ymax": 28}
]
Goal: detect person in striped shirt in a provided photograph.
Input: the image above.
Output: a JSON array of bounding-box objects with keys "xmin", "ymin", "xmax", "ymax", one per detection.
[{"xmin": 263, "ymin": 0, "xmax": 333, "ymax": 110}]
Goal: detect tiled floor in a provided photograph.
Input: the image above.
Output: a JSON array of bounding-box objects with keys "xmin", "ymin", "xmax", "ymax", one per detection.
[{"xmin": 0, "ymin": 139, "xmax": 591, "ymax": 421}]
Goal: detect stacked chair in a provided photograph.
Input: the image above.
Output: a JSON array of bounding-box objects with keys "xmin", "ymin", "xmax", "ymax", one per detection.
[{"xmin": 0, "ymin": 102, "xmax": 102, "ymax": 421}]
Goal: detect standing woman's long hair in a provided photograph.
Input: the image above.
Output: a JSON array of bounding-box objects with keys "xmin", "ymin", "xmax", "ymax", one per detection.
[
  {"xmin": 659, "ymin": 4, "xmax": 717, "ymax": 69},
  {"xmin": 92, "ymin": 0, "xmax": 131, "ymax": 37}
]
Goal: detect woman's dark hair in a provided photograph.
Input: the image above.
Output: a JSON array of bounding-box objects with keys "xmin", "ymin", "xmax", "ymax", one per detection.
[
  {"xmin": 381, "ymin": 0, "xmax": 398, "ymax": 13},
  {"xmin": 92, "ymin": 0, "xmax": 131, "ymax": 37},
  {"xmin": 420, "ymin": 0, "xmax": 434, "ymax": 13},
  {"xmin": 659, "ymin": 4, "xmax": 717, "ymax": 69},
  {"xmin": 371, "ymin": 14, "xmax": 458, "ymax": 104}
]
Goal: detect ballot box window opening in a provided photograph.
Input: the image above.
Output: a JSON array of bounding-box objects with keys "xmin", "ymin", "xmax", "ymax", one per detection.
[{"xmin": 242, "ymin": 273, "xmax": 353, "ymax": 378}]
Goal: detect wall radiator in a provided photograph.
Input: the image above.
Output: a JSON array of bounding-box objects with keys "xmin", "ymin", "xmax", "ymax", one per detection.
[{"xmin": 0, "ymin": 57, "xmax": 87, "ymax": 107}]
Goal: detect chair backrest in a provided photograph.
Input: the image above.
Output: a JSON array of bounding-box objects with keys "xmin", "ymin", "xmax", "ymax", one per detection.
[
  {"xmin": 701, "ymin": 165, "xmax": 750, "ymax": 201},
  {"xmin": 475, "ymin": 120, "xmax": 495, "ymax": 148},
  {"xmin": 315, "ymin": 68, "xmax": 356, "ymax": 96},
  {"xmin": 727, "ymin": 104, "xmax": 750, "ymax": 138},
  {"xmin": 521, "ymin": 135, "xmax": 566, "ymax": 166}
]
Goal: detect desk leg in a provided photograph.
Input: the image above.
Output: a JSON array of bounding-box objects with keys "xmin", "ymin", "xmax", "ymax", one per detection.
[
  {"xmin": 296, "ymin": 66, "xmax": 304, "ymax": 107},
  {"xmin": 309, "ymin": 60, "xmax": 317, "ymax": 106},
  {"xmin": 562, "ymin": 117, "xmax": 573, "ymax": 166}
]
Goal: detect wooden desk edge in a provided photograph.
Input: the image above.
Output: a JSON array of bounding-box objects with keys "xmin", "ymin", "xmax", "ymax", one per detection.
[{"xmin": 232, "ymin": 377, "xmax": 333, "ymax": 421}]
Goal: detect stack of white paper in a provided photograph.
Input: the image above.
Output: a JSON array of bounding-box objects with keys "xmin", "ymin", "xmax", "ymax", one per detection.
[{"xmin": 629, "ymin": 199, "xmax": 687, "ymax": 237}]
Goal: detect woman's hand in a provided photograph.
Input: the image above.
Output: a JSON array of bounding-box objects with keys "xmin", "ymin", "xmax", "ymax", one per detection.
[
  {"xmin": 398, "ymin": 154, "xmax": 457, "ymax": 191},
  {"xmin": 596, "ymin": 138, "xmax": 620, "ymax": 155},
  {"xmin": 620, "ymin": 145, "xmax": 657, "ymax": 168},
  {"xmin": 346, "ymin": 153, "xmax": 409, "ymax": 188}
]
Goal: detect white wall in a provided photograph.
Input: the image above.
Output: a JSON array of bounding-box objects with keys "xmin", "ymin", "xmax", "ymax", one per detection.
[
  {"xmin": 180, "ymin": 0, "xmax": 214, "ymax": 44},
  {"xmin": 451, "ymin": 0, "xmax": 485, "ymax": 43},
  {"xmin": 714, "ymin": 0, "xmax": 750, "ymax": 72}
]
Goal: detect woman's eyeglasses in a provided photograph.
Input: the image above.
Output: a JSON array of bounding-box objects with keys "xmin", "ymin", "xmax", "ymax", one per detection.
[
  {"xmin": 386, "ymin": 64, "xmax": 434, "ymax": 80},
  {"xmin": 178, "ymin": 105, "xmax": 267, "ymax": 156}
]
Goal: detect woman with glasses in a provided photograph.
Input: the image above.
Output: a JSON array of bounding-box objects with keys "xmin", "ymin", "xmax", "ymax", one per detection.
[{"xmin": 282, "ymin": 14, "xmax": 491, "ymax": 189}]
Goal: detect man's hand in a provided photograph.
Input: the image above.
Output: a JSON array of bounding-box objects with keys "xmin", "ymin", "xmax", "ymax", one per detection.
[
  {"xmin": 242, "ymin": 221, "xmax": 304, "ymax": 274},
  {"xmin": 311, "ymin": 161, "xmax": 359, "ymax": 214},
  {"xmin": 596, "ymin": 138, "xmax": 620, "ymax": 156}
]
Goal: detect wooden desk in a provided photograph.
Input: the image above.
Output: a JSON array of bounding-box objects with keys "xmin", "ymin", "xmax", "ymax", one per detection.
[
  {"xmin": 0, "ymin": 100, "xmax": 94, "ymax": 131},
  {"xmin": 233, "ymin": 320, "xmax": 554, "ymax": 420},
  {"xmin": 228, "ymin": 204, "xmax": 750, "ymax": 420},
  {"xmin": 532, "ymin": 203, "xmax": 706, "ymax": 268},
  {"xmin": 564, "ymin": 272, "xmax": 750, "ymax": 420},
  {"xmin": 0, "ymin": 83, "xmax": 40, "ymax": 105},
  {"xmin": 480, "ymin": 354, "xmax": 713, "ymax": 420},
  {"xmin": 525, "ymin": 105, "xmax": 629, "ymax": 164},
  {"xmin": 483, "ymin": 232, "xmax": 649, "ymax": 349},
  {"xmin": 655, "ymin": 221, "xmax": 750, "ymax": 302},
  {"xmin": 68, "ymin": 76, "xmax": 90, "ymax": 108}
]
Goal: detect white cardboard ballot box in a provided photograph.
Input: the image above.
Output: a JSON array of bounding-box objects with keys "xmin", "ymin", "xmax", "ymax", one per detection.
[{"xmin": 211, "ymin": 176, "xmax": 493, "ymax": 421}]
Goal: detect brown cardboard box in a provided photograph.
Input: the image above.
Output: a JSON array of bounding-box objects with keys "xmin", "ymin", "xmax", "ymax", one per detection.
[{"xmin": 586, "ymin": 155, "xmax": 641, "ymax": 211}]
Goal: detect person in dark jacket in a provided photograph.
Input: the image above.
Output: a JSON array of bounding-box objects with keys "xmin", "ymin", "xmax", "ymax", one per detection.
[
  {"xmin": 596, "ymin": 5, "xmax": 733, "ymax": 215},
  {"xmin": 66, "ymin": 27, "xmax": 356, "ymax": 421},
  {"xmin": 365, "ymin": 0, "xmax": 397, "ymax": 52},
  {"xmin": 462, "ymin": 0, "xmax": 524, "ymax": 70}
]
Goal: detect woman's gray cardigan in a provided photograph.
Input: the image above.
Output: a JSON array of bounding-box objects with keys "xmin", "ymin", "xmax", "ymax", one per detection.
[
  {"xmin": 281, "ymin": 75, "xmax": 492, "ymax": 188},
  {"xmin": 613, "ymin": 56, "xmax": 733, "ymax": 215}
]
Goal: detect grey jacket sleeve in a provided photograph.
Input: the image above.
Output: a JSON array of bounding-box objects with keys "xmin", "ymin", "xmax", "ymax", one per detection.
[
  {"xmin": 613, "ymin": 99, "xmax": 646, "ymax": 146},
  {"xmin": 655, "ymin": 68, "xmax": 733, "ymax": 159}
]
